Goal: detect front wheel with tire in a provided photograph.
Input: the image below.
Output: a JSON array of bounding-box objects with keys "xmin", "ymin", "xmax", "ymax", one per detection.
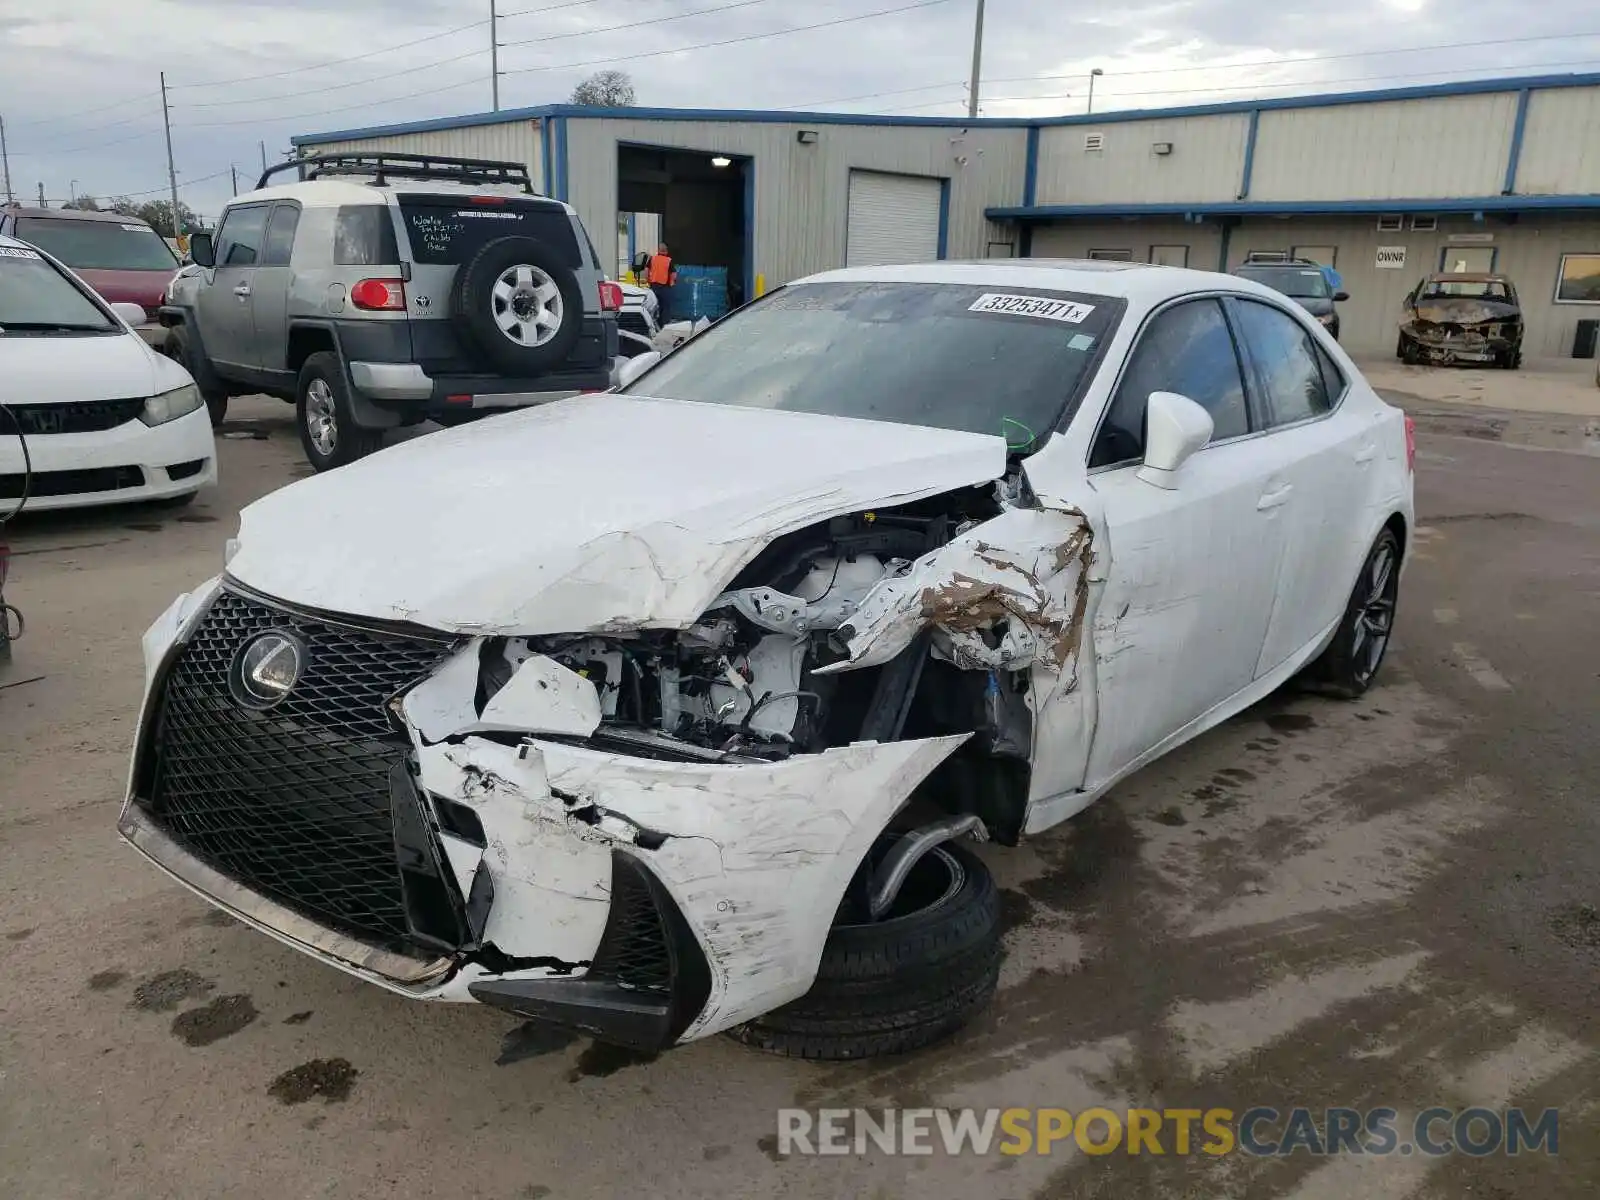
[
  {"xmin": 296, "ymin": 352, "xmax": 380, "ymax": 472},
  {"xmin": 730, "ymin": 834, "xmax": 1002, "ymax": 1061},
  {"xmin": 1310, "ymin": 527, "xmax": 1402, "ymax": 698}
]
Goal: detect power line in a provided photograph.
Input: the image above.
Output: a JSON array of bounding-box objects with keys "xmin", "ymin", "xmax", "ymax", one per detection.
[
  {"xmin": 500, "ymin": 0, "xmax": 960, "ymax": 77},
  {"xmin": 499, "ymin": 0, "xmax": 782, "ymax": 48},
  {"xmin": 174, "ymin": 46, "xmax": 489, "ymax": 108},
  {"xmin": 168, "ymin": 19, "xmax": 490, "ymax": 88},
  {"xmin": 789, "ymin": 80, "xmax": 964, "ymax": 109},
  {"xmin": 500, "ymin": 0, "xmax": 612, "ymax": 17},
  {"xmin": 6, "ymin": 129, "xmax": 164, "ymax": 159},
  {"xmin": 173, "ymin": 74, "xmax": 488, "ymax": 130}
]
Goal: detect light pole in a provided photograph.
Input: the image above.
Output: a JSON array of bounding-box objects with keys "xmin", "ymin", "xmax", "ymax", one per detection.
[
  {"xmin": 1087, "ymin": 67, "xmax": 1104, "ymax": 114},
  {"xmin": 966, "ymin": 0, "xmax": 986, "ymax": 119},
  {"xmin": 69, "ymin": 179, "xmax": 78, "ymax": 207}
]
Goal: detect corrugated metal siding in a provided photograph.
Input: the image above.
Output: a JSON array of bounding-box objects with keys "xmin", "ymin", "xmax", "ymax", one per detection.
[
  {"xmin": 1515, "ymin": 86, "xmax": 1600, "ymax": 195},
  {"xmin": 561, "ymin": 117, "xmax": 1028, "ymax": 287},
  {"xmin": 1248, "ymin": 94, "xmax": 1518, "ymax": 202},
  {"xmin": 1029, "ymin": 220, "xmax": 1226, "ymax": 272},
  {"xmin": 1034, "ymin": 115, "xmax": 1249, "ymax": 205},
  {"xmin": 297, "ymin": 120, "xmax": 547, "ymax": 192}
]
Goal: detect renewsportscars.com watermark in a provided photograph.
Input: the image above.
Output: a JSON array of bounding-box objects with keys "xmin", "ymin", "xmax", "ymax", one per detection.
[{"xmin": 776, "ymin": 1107, "xmax": 1560, "ymax": 1158}]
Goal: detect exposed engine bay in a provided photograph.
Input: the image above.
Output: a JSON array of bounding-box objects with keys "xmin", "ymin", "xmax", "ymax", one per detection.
[{"xmin": 470, "ymin": 477, "xmax": 1055, "ymax": 836}]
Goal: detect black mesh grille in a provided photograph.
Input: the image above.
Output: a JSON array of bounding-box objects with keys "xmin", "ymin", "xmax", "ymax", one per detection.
[
  {"xmin": 618, "ymin": 312, "xmax": 651, "ymax": 338},
  {"xmin": 5, "ymin": 399, "xmax": 147, "ymax": 435},
  {"xmin": 144, "ymin": 588, "xmax": 454, "ymax": 952},
  {"xmin": 590, "ymin": 862, "xmax": 672, "ymax": 994},
  {"xmin": 0, "ymin": 465, "xmax": 144, "ymax": 499}
]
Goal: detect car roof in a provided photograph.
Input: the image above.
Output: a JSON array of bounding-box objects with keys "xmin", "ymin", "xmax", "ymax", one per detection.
[
  {"xmin": 4, "ymin": 205, "xmax": 155, "ymax": 226},
  {"xmin": 1424, "ymin": 272, "xmax": 1509, "ymax": 283},
  {"xmin": 793, "ymin": 259, "xmax": 1278, "ymax": 305}
]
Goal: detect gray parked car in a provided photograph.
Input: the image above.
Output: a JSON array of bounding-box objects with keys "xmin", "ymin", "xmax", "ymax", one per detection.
[{"xmin": 163, "ymin": 154, "xmax": 620, "ymax": 470}]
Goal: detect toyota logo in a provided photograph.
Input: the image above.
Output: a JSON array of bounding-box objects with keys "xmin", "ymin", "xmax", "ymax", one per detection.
[{"xmin": 230, "ymin": 631, "xmax": 306, "ymax": 708}]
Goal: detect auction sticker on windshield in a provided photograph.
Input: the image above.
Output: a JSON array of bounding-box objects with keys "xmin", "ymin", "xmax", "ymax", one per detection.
[{"xmin": 969, "ymin": 293, "xmax": 1095, "ymax": 323}]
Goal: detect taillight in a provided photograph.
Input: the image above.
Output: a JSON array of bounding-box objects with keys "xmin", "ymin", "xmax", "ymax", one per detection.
[
  {"xmin": 598, "ymin": 281, "xmax": 624, "ymax": 312},
  {"xmin": 1404, "ymin": 415, "xmax": 1416, "ymax": 472},
  {"xmin": 351, "ymin": 278, "xmax": 406, "ymax": 311}
]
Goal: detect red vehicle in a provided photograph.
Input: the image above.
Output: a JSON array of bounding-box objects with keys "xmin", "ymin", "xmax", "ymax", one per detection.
[{"xmin": 0, "ymin": 206, "xmax": 180, "ymax": 348}]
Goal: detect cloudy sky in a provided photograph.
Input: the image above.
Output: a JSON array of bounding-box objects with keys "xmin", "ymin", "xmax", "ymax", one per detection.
[{"xmin": 2, "ymin": 0, "xmax": 1597, "ymax": 223}]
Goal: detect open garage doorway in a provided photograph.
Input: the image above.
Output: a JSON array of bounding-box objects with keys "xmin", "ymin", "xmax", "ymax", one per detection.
[{"xmin": 618, "ymin": 143, "xmax": 751, "ymax": 324}]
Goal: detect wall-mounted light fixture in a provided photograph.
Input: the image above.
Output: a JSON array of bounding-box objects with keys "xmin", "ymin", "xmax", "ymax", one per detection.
[
  {"xmin": 711, "ymin": 156, "xmax": 732, "ymax": 168},
  {"xmin": 796, "ymin": 130, "xmax": 818, "ymax": 144},
  {"xmin": 1152, "ymin": 142, "xmax": 1173, "ymax": 155}
]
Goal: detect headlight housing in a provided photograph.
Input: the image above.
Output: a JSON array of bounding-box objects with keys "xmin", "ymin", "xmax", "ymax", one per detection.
[
  {"xmin": 1317, "ymin": 311, "xmax": 1337, "ymax": 326},
  {"xmin": 140, "ymin": 384, "xmax": 203, "ymax": 426}
]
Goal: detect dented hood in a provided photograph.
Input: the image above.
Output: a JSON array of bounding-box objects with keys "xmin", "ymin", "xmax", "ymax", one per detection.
[{"xmin": 227, "ymin": 394, "xmax": 1008, "ymax": 634}]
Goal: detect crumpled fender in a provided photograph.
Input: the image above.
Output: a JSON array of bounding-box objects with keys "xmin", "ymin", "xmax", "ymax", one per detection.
[{"xmin": 413, "ymin": 731, "xmax": 969, "ymax": 1039}]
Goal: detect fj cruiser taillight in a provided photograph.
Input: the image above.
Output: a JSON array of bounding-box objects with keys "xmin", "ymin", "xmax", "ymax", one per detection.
[
  {"xmin": 598, "ymin": 281, "xmax": 624, "ymax": 312},
  {"xmin": 1404, "ymin": 415, "xmax": 1416, "ymax": 472},
  {"xmin": 351, "ymin": 278, "xmax": 406, "ymax": 311}
]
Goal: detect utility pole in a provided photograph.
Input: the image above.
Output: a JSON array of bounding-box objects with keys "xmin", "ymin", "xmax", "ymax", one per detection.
[
  {"xmin": 0, "ymin": 116, "xmax": 13, "ymax": 205},
  {"xmin": 259, "ymin": 140, "xmax": 268, "ymax": 174},
  {"xmin": 966, "ymin": 0, "xmax": 985, "ymax": 119},
  {"xmin": 230, "ymin": 165, "xmax": 239, "ymax": 195},
  {"xmin": 36, "ymin": 181, "xmax": 45, "ymax": 207},
  {"xmin": 160, "ymin": 71, "xmax": 183, "ymax": 240},
  {"xmin": 490, "ymin": 0, "xmax": 501, "ymax": 111}
]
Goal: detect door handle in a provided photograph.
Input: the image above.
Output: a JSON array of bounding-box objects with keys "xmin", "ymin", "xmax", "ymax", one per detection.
[
  {"xmin": 1257, "ymin": 483, "xmax": 1293, "ymax": 510},
  {"xmin": 233, "ymin": 284, "xmax": 251, "ymax": 298}
]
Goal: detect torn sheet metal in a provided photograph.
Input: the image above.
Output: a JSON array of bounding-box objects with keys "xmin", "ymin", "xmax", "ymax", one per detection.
[
  {"xmin": 414, "ymin": 731, "xmax": 969, "ymax": 1037},
  {"xmin": 401, "ymin": 643, "xmax": 602, "ymax": 743},
  {"xmin": 819, "ymin": 506, "xmax": 1094, "ymax": 681}
]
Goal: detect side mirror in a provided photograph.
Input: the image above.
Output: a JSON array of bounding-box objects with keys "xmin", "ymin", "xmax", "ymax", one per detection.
[
  {"xmin": 110, "ymin": 302, "xmax": 148, "ymax": 327},
  {"xmin": 1334, "ymin": 290, "xmax": 1350, "ymax": 302},
  {"xmin": 1137, "ymin": 391, "xmax": 1214, "ymax": 490},
  {"xmin": 614, "ymin": 350, "xmax": 662, "ymax": 390},
  {"xmin": 188, "ymin": 231, "xmax": 215, "ymax": 268}
]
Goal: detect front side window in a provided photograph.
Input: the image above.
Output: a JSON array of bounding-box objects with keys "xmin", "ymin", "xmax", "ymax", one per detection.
[
  {"xmin": 1092, "ymin": 298, "xmax": 1248, "ymax": 468},
  {"xmin": 1555, "ymin": 253, "xmax": 1600, "ymax": 303},
  {"xmin": 0, "ymin": 245, "xmax": 116, "ymax": 332},
  {"xmin": 15, "ymin": 217, "xmax": 178, "ymax": 271},
  {"xmin": 623, "ymin": 281, "xmax": 1121, "ymax": 447},
  {"xmin": 215, "ymin": 206, "xmax": 270, "ymax": 267},
  {"xmin": 1232, "ymin": 299, "xmax": 1331, "ymax": 428}
]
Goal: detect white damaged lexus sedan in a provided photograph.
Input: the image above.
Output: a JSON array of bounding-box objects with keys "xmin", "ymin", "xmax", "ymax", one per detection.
[{"xmin": 120, "ymin": 261, "xmax": 1413, "ymax": 1059}]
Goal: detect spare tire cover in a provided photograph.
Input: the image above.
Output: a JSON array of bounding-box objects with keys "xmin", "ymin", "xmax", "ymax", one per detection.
[{"xmin": 452, "ymin": 235, "xmax": 585, "ymax": 375}]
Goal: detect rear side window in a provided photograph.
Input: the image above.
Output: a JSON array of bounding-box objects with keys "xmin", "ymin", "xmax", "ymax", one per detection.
[
  {"xmin": 1092, "ymin": 298, "xmax": 1248, "ymax": 467},
  {"xmin": 397, "ymin": 199, "xmax": 581, "ymax": 267},
  {"xmin": 1232, "ymin": 300, "xmax": 1331, "ymax": 427},
  {"xmin": 216, "ymin": 205, "xmax": 269, "ymax": 266},
  {"xmin": 333, "ymin": 206, "xmax": 400, "ymax": 266},
  {"xmin": 261, "ymin": 204, "xmax": 300, "ymax": 267}
]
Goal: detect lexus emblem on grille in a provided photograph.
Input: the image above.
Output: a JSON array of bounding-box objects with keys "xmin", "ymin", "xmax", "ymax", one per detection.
[{"xmin": 231, "ymin": 631, "xmax": 306, "ymax": 708}]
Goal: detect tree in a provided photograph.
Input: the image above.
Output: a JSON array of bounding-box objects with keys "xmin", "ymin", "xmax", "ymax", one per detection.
[
  {"xmin": 99, "ymin": 198, "xmax": 199, "ymax": 237},
  {"xmin": 62, "ymin": 195, "xmax": 101, "ymax": 211},
  {"xmin": 570, "ymin": 70, "xmax": 635, "ymax": 107}
]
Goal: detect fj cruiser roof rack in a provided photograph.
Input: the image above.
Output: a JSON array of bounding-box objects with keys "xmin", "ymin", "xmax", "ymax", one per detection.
[{"xmin": 256, "ymin": 152, "xmax": 540, "ymax": 194}]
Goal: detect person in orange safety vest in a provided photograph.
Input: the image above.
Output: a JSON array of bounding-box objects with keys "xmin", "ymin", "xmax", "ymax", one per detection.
[{"xmin": 646, "ymin": 243, "xmax": 677, "ymax": 322}]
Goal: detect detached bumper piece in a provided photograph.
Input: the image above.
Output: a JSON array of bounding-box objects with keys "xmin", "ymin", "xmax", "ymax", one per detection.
[{"xmin": 469, "ymin": 851, "xmax": 712, "ymax": 1052}]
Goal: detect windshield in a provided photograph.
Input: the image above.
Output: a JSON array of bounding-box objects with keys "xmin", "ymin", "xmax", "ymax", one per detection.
[
  {"xmin": 0, "ymin": 246, "xmax": 117, "ymax": 331},
  {"xmin": 16, "ymin": 217, "xmax": 179, "ymax": 271},
  {"xmin": 622, "ymin": 281, "xmax": 1121, "ymax": 446},
  {"xmin": 1236, "ymin": 266, "xmax": 1332, "ymax": 299},
  {"xmin": 1421, "ymin": 279, "xmax": 1510, "ymax": 300}
]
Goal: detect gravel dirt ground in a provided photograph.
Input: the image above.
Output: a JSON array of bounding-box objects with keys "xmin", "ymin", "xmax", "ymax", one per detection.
[{"xmin": 1, "ymin": 393, "xmax": 1595, "ymax": 1199}]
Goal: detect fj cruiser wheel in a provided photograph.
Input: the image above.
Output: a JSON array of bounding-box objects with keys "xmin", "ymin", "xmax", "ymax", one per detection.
[
  {"xmin": 166, "ymin": 326, "xmax": 228, "ymax": 428},
  {"xmin": 296, "ymin": 352, "xmax": 380, "ymax": 472},
  {"xmin": 1309, "ymin": 528, "xmax": 1402, "ymax": 699},
  {"xmin": 453, "ymin": 236, "xmax": 584, "ymax": 375},
  {"xmin": 730, "ymin": 834, "xmax": 1002, "ymax": 1061}
]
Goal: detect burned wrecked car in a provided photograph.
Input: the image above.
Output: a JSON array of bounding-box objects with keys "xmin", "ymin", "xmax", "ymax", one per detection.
[
  {"xmin": 1398, "ymin": 273, "xmax": 1524, "ymax": 368},
  {"xmin": 121, "ymin": 261, "xmax": 1414, "ymax": 1060}
]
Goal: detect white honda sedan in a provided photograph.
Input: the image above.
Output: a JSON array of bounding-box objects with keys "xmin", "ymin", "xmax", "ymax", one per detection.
[
  {"xmin": 120, "ymin": 261, "xmax": 1412, "ymax": 1062},
  {"xmin": 0, "ymin": 234, "xmax": 215, "ymax": 514}
]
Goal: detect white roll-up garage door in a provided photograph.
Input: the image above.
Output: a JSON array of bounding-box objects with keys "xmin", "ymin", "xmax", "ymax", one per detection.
[{"xmin": 845, "ymin": 171, "xmax": 943, "ymax": 267}]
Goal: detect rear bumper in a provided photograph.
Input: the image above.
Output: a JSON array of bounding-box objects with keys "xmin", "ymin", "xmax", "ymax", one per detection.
[{"xmin": 350, "ymin": 360, "xmax": 612, "ymax": 411}]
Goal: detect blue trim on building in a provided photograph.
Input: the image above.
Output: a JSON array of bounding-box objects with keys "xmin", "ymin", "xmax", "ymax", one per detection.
[
  {"xmin": 1217, "ymin": 221, "xmax": 1233, "ymax": 272},
  {"xmin": 554, "ymin": 116, "xmax": 570, "ymax": 201},
  {"xmin": 988, "ymin": 194, "xmax": 1600, "ymax": 221},
  {"xmin": 1503, "ymin": 88, "xmax": 1532, "ymax": 195},
  {"xmin": 627, "ymin": 213, "xmax": 636, "ymax": 268},
  {"xmin": 1238, "ymin": 110, "xmax": 1260, "ymax": 200},
  {"xmin": 539, "ymin": 120, "xmax": 554, "ymax": 196},
  {"xmin": 291, "ymin": 71, "xmax": 1600, "ymax": 147},
  {"xmin": 1022, "ymin": 126, "xmax": 1040, "ymax": 207},
  {"xmin": 937, "ymin": 179, "xmax": 951, "ymax": 259},
  {"xmin": 743, "ymin": 157, "xmax": 756, "ymax": 303}
]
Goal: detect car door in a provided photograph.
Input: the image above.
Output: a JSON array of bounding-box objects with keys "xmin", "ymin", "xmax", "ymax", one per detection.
[
  {"xmin": 249, "ymin": 202, "xmax": 299, "ymax": 372},
  {"xmin": 1229, "ymin": 298, "xmax": 1376, "ymax": 677},
  {"xmin": 196, "ymin": 203, "xmax": 269, "ymax": 371},
  {"xmin": 1079, "ymin": 296, "xmax": 1291, "ymax": 787}
]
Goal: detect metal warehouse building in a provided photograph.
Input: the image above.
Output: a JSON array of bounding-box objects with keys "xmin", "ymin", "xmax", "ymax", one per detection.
[{"xmin": 295, "ymin": 71, "xmax": 1600, "ymax": 358}]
